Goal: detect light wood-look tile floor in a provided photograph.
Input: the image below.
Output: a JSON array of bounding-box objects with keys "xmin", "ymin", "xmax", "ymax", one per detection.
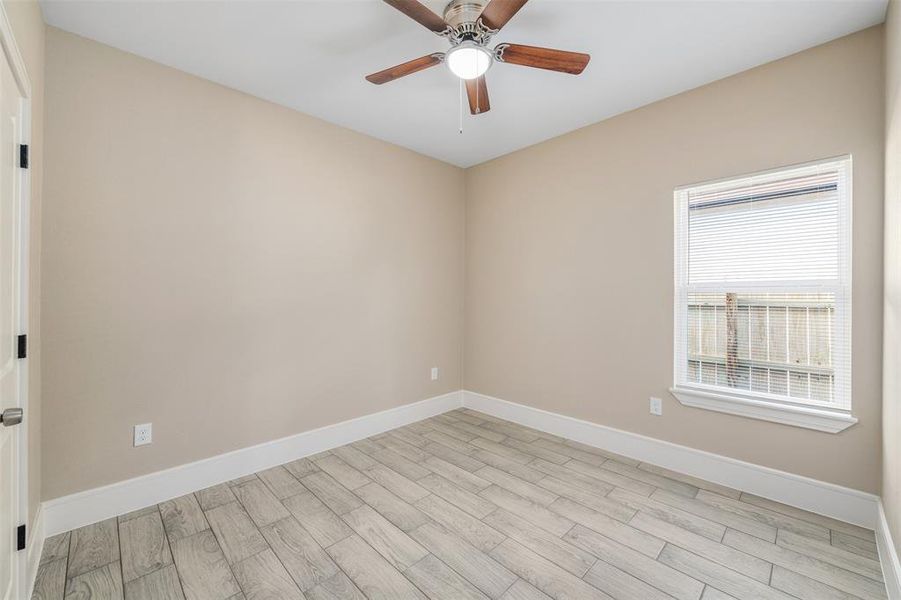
[{"xmin": 32, "ymin": 409, "xmax": 886, "ymax": 600}]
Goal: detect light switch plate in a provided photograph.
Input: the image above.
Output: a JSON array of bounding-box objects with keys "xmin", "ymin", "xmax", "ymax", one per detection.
[{"xmin": 431, "ymin": 367, "xmax": 439, "ymax": 381}]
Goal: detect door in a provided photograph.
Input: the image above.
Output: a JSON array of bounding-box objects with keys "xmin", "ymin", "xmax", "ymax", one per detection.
[{"xmin": 0, "ymin": 38, "xmax": 23, "ymax": 600}]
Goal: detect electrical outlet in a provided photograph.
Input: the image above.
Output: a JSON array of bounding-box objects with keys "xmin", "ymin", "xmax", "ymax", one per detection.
[
  {"xmin": 649, "ymin": 397, "xmax": 663, "ymax": 416},
  {"xmin": 134, "ymin": 423, "xmax": 152, "ymax": 446},
  {"xmin": 431, "ymin": 367, "xmax": 439, "ymax": 381}
]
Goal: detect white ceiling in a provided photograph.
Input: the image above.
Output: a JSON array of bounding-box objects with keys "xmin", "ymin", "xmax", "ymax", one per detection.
[{"xmin": 40, "ymin": 0, "xmax": 887, "ymax": 167}]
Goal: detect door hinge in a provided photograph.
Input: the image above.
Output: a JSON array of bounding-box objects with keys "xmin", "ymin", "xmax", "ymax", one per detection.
[
  {"xmin": 17, "ymin": 334, "xmax": 25, "ymax": 359},
  {"xmin": 16, "ymin": 524, "xmax": 25, "ymax": 551},
  {"xmin": 19, "ymin": 144, "xmax": 28, "ymax": 169}
]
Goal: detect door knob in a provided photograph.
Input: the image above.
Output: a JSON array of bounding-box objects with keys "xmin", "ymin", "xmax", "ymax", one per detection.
[{"xmin": 0, "ymin": 408, "xmax": 23, "ymax": 426}]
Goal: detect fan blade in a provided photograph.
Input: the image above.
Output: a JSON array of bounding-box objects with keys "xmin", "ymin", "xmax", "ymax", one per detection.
[
  {"xmin": 479, "ymin": 0, "xmax": 529, "ymax": 31},
  {"xmin": 382, "ymin": 0, "xmax": 448, "ymax": 33},
  {"xmin": 366, "ymin": 54, "xmax": 444, "ymax": 85},
  {"xmin": 496, "ymin": 43, "xmax": 590, "ymax": 75},
  {"xmin": 465, "ymin": 75, "xmax": 490, "ymax": 115}
]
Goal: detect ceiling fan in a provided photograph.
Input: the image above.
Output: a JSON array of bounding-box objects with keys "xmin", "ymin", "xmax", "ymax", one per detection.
[{"xmin": 366, "ymin": 0, "xmax": 590, "ymax": 115}]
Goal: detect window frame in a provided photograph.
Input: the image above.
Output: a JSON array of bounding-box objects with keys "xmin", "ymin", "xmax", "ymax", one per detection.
[{"xmin": 670, "ymin": 156, "xmax": 856, "ymax": 433}]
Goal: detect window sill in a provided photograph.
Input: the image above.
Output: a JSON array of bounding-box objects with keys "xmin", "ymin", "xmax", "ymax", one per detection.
[{"xmin": 669, "ymin": 386, "xmax": 857, "ymax": 433}]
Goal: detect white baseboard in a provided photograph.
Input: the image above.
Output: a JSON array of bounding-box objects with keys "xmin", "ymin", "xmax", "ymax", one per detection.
[
  {"xmin": 42, "ymin": 390, "xmax": 463, "ymax": 537},
  {"xmin": 25, "ymin": 505, "xmax": 44, "ymax": 599},
  {"xmin": 877, "ymin": 500, "xmax": 901, "ymax": 600},
  {"xmin": 462, "ymin": 390, "xmax": 879, "ymax": 529},
  {"xmin": 39, "ymin": 387, "xmax": 882, "ymax": 545}
]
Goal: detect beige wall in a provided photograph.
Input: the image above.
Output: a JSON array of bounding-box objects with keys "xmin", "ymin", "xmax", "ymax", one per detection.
[
  {"xmin": 42, "ymin": 28, "xmax": 465, "ymax": 500},
  {"xmin": 464, "ymin": 27, "xmax": 884, "ymax": 493},
  {"xmin": 885, "ymin": 0, "xmax": 901, "ymax": 556},
  {"xmin": 5, "ymin": 0, "xmax": 44, "ymax": 531},
  {"xmin": 42, "ymin": 22, "xmax": 886, "ymax": 501}
]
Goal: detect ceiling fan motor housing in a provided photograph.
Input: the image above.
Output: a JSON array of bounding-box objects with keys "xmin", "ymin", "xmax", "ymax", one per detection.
[
  {"xmin": 443, "ymin": 0, "xmax": 488, "ymax": 28},
  {"xmin": 442, "ymin": 0, "xmax": 498, "ymax": 47}
]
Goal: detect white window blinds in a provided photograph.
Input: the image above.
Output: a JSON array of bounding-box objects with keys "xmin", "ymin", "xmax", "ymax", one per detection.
[{"xmin": 674, "ymin": 157, "xmax": 851, "ymax": 411}]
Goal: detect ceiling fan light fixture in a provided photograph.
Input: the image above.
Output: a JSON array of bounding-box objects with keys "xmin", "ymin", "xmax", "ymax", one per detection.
[{"xmin": 446, "ymin": 41, "xmax": 492, "ymax": 80}]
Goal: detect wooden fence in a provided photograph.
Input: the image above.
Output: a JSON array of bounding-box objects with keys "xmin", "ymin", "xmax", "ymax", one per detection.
[{"xmin": 686, "ymin": 293, "xmax": 835, "ymax": 403}]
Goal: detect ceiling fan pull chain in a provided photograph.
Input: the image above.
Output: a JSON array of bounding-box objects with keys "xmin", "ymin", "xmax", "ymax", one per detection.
[
  {"xmin": 459, "ymin": 78, "xmax": 464, "ymax": 134},
  {"xmin": 476, "ymin": 75, "xmax": 480, "ymax": 112}
]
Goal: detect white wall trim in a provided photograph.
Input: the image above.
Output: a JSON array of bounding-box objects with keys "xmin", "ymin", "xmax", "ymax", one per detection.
[
  {"xmin": 670, "ymin": 385, "xmax": 858, "ymax": 433},
  {"xmin": 42, "ymin": 391, "xmax": 462, "ymax": 536},
  {"xmin": 0, "ymin": 4, "xmax": 33, "ymax": 598},
  {"xmin": 40, "ymin": 388, "xmax": 882, "ymax": 547},
  {"xmin": 877, "ymin": 500, "xmax": 901, "ymax": 600},
  {"xmin": 462, "ymin": 390, "xmax": 879, "ymax": 528},
  {"xmin": 25, "ymin": 505, "xmax": 43, "ymax": 600}
]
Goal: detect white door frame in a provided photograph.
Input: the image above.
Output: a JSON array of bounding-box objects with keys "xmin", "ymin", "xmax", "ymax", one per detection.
[{"xmin": 0, "ymin": 2, "xmax": 32, "ymax": 596}]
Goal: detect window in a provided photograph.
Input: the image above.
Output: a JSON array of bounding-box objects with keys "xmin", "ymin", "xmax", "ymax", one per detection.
[{"xmin": 672, "ymin": 157, "xmax": 855, "ymax": 433}]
